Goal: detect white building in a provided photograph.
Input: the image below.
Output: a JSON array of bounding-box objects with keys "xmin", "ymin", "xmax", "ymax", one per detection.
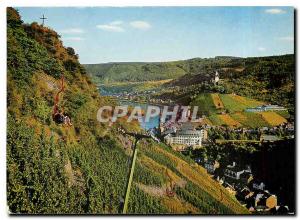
[
  {"xmin": 164, "ymin": 129, "xmax": 203, "ymax": 148},
  {"xmin": 224, "ymin": 162, "xmax": 252, "ymax": 180},
  {"xmin": 199, "ymin": 129, "xmax": 208, "ymax": 140},
  {"xmin": 253, "ymin": 182, "xmax": 266, "ymax": 191}
]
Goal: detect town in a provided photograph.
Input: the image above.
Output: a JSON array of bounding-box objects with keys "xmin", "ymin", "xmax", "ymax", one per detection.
[
  {"xmin": 107, "ymin": 71, "xmax": 294, "ymax": 214},
  {"xmin": 145, "ymin": 109, "xmax": 294, "ymax": 214}
]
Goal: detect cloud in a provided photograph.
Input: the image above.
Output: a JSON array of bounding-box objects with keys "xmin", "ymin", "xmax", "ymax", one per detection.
[
  {"xmin": 265, "ymin": 8, "xmax": 286, "ymax": 14},
  {"xmin": 278, "ymin": 36, "xmax": 294, "ymax": 41},
  {"xmin": 258, "ymin": 47, "xmax": 266, "ymax": 52},
  {"xmin": 96, "ymin": 20, "xmax": 124, "ymax": 32},
  {"xmin": 96, "ymin": 24, "xmax": 124, "ymax": 32},
  {"xmin": 96, "ymin": 20, "xmax": 151, "ymax": 32},
  {"xmin": 130, "ymin": 21, "xmax": 151, "ymax": 30},
  {"xmin": 60, "ymin": 28, "xmax": 85, "ymax": 34},
  {"xmin": 109, "ymin": 20, "xmax": 123, "ymax": 26},
  {"xmin": 64, "ymin": 37, "xmax": 84, "ymax": 41}
]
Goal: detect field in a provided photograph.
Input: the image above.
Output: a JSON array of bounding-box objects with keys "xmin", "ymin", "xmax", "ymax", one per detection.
[
  {"xmin": 208, "ymin": 115, "xmax": 225, "ymax": 126},
  {"xmin": 218, "ymin": 114, "xmax": 241, "ymax": 128},
  {"xmin": 228, "ymin": 94, "xmax": 264, "ymax": 107},
  {"xmin": 211, "ymin": 93, "xmax": 224, "ymax": 109},
  {"xmin": 193, "ymin": 93, "xmax": 289, "ymax": 128},
  {"xmin": 190, "ymin": 93, "xmax": 219, "ymax": 115},
  {"xmin": 258, "ymin": 112, "xmax": 287, "ymax": 126},
  {"xmin": 231, "ymin": 112, "xmax": 270, "ymax": 128},
  {"xmin": 274, "ymin": 110, "xmax": 290, "ymax": 119},
  {"xmin": 219, "ymin": 94, "xmax": 264, "ymax": 113}
]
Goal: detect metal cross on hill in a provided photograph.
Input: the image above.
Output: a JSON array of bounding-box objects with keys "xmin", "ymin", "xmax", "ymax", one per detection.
[{"xmin": 40, "ymin": 14, "xmax": 47, "ymax": 26}]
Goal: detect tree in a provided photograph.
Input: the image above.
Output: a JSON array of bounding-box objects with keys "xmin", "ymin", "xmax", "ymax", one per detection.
[{"xmin": 66, "ymin": 47, "xmax": 76, "ymax": 56}]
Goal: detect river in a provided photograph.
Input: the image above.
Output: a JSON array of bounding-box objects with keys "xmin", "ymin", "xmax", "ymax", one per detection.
[
  {"xmin": 99, "ymin": 87, "xmax": 160, "ymax": 130},
  {"xmin": 119, "ymin": 100, "xmax": 160, "ymax": 130}
]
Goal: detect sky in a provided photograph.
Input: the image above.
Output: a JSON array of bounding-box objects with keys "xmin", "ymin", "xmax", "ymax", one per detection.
[{"xmin": 17, "ymin": 7, "xmax": 294, "ymax": 64}]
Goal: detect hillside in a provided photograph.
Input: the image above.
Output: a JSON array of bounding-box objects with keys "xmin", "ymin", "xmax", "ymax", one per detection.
[
  {"xmin": 84, "ymin": 62, "xmax": 187, "ymax": 84},
  {"xmin": 84, "ymin": 56, "xmax": 246, "ymax": 84},
  {"xmin": 161, "ymin": 55, "xmax": 294, "ymax": 114},
  {"xmin": 128, "ymin": 141, "xmax": 248, "ymax": 214},
  {"xmin": 85, "ymin": 55, "xmax": 294, "ymax": 114},
  {"xmin": 7, "ymin": 8, "xmax": 248, "ymax": 214}
]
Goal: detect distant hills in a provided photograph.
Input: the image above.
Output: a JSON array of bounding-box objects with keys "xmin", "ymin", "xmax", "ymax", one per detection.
[
  {"xmin": 83, "ymin": 62, "xmax": 186, "ymax": 83},
  {"xmin": 84, "ymin": 55, "xmax": 294, "ymax": 84},
  {"xmin": 170, "ymin": 55, "xmax": 295, "ymax": 114},
  {"xmin": 83, "ymin": 56, "xmax": 249, "ymax": 83},
  {"xmin": 85, "ymin": 54, "xmax": 294, "ymax": 114}
]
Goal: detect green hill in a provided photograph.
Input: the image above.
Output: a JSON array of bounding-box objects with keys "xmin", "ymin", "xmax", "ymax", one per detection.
[
  {"xmin": 7, "ymin": 8, "xmax": 248, "ymax": 214},
  {"xmin": 84, "ymin": 62, "xmax": 187, "ymax": 83},
  {"xmin": 162, "ymin": 55, "xmax": 294, "ymax": 114},
  {"xmin": 84, "ymin": 56, "xmax": 248, "ymax": 84},
  {"xmin": 85, "ymin": 54, "xmax": 294, "ymax": 115}
]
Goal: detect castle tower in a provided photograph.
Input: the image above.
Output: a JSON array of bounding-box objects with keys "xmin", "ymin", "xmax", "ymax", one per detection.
[{"xmin": 214, "ymin": 71, "xmax": 220, "ymax": 85}]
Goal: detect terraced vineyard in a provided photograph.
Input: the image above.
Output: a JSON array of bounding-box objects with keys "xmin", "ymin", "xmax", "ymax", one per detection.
[
  {"xmin": 191, "ymin": 93, "xmax": 220, "ymax": 115},
  {"xmin": 258, "ymin": 112, "xmax": 287, "ymax": 127},
  {"xmin": 231, "ymin": 112, "xmax": 270, "ymax": 128},
  {"xmin": 218, "ymin": 114, "xmax": 241, "ymax": 127},
  {"xmin": 219, "ymin": 94, "xmax": 264, "ymax": 113},
  {"xmin": 127, "ymin": 141, "xmax": 249, "ymax": 214},
  {"xmin": 228, "ymin": 94, "xmax": 264, "ymax": 107},
  {"xmin": 192, "ymin": 93, "xmax": 289, "ymax": 128},
  {"xmin": 211, "ymin": 93, "xmax": 224, "ymax": 109},
  {"xmin": 208, "ymin": 115, "xmax": 225, "ymax": 126}
]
